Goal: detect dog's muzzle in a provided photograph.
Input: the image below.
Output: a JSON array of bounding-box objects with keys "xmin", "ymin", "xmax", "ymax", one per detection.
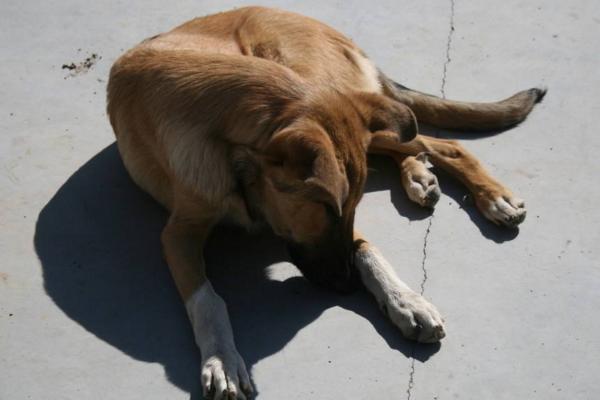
[{"xmin": 286, "ymin": 240, "xmax": 360, "ymax": 294}]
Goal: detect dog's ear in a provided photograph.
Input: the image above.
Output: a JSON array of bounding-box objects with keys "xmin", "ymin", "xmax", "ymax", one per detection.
[
  {"xmin": 263, "ymin": 128, "xmax": 349, "ymax": 217},
  {"xmin": 354, "ymin": 92, "xmax": 418, "ymax": 144}
]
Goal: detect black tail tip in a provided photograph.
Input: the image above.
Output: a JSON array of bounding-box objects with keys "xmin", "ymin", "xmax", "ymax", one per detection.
[{"xmin": 530, "ymin": 87, "xmax": 548, "ymax": 104}]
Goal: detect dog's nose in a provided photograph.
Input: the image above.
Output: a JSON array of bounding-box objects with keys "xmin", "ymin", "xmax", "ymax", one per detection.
[{"xmin": 286, "ymin": 241, "xmax": 360, "ymax": 294}]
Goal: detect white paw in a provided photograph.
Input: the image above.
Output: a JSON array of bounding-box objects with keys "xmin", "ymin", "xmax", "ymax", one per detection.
[
  {"xmin": 401, "ymin": 153, "xmax": 441, "ymax": 208},
  {"xmin": 201, "ymin": 351, "xmax": 253, "ymax": 400},
  {"xmin": 185, "ymin": 282, "xmax": 253, "ymax": 399},
  {"xmin": 479, "ymin": 195, "xmax": 526, "ymax": 228},
  {"xmin": 380, "ymin": 290, "xmax": 446, "ymax": 343}
]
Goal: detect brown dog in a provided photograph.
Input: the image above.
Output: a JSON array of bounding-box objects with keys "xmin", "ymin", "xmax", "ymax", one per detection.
[{"xmin": 107, "ymin": 6, "xmax": 544, "ymax": 399}]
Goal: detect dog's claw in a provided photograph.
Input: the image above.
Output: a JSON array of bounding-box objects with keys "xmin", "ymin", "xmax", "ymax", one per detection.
[
  {"xmin": 201, "ymin": 353, "xmax": 252, "ymax": 400},
  {"xmin": 383, "ymin": 290, "xmax": 446, "ymax": 343},
  {"xmin": 477, "ymin": 194, "xmax": 526, "ymax": 228}
]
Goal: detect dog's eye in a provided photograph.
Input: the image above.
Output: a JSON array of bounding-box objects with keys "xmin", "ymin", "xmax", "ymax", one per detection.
[{"xmin": 322, "ymin": 202, "xmax": 342, "ymax": 221}]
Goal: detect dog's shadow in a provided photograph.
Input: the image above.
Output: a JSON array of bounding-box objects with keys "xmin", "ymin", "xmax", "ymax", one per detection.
[{"xmin": 35, "ymin": 143, "xmax": 508, "ymax": 398}]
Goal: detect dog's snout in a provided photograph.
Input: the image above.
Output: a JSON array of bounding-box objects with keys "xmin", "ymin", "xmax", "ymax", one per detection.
[{"xmin": 286, "ymin": 241, "xmax": 359, "ymax": 294}]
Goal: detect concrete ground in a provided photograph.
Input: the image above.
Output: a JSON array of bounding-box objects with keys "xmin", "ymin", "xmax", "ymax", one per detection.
[{"xmin": 2, "ymin": 1, "xmax": 599, "ymax": 399}]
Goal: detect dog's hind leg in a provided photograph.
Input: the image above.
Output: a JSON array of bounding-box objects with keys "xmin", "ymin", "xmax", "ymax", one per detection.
[
  {"xmin": 369, "ymin": 143, "xmax": 441, "ymax": 209},
  {"xmin": 400, "ymin": 153, "xmax": 441, "ymax": 208},
  {"xmin": 369, "ymin": 133, "xmax": 526, "ymax": 228},
  {"xmin": 393, "ymin": 152, "xmax": 441, "ymax": 209},
  {"xmin": 161, "ymin": 194, "xmax": 252, "ymax": 399},
  {"xmin": 354, "ymin": 232, "xmax": 446, "ymax": 343}
]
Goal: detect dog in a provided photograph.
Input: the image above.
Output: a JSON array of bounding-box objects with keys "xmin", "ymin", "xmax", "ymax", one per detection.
[{"xmin": 107, "ymin": 6, "xmax": 545, "ymax": 399}]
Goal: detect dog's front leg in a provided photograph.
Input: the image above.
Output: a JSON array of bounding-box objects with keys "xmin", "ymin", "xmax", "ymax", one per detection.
[
  {"xmin": 162, "ymin": 210, "xmax": 252, "ymax": 400},
  {"xmin": 354, "ymin": 233, "xmax": 446, "ymax": 343}
]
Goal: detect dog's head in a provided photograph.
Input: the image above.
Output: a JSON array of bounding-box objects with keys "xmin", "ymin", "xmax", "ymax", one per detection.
[{"xmin": 256, "ymin": 91, "xmax": 417, "ymax": 292}]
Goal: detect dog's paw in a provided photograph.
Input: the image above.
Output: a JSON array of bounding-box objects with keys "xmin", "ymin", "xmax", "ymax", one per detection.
[
  {"xmin": 381, "ymin": 290, "xmax": 446, "ymax": 343},
  {"xmin": 475, "ymin": 192, "xmax": 526, "ymax": 228},
  {"xmin": 201, "ymin": 351, "xmax": 253, "ymax": 400},
  {"xmin": 401, "ymin": 153, "xmax": 441, "ymax": 208}
]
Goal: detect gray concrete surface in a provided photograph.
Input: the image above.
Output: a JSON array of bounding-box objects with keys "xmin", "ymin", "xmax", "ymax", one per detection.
[{"xmin": 1, "ymin": 1, "xmax": 599, "ymax": 399}]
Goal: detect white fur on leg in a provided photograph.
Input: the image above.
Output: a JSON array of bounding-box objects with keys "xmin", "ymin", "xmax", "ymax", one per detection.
[
  {"xmin": 186, "ymin": 282, "xmax": 252, "ymax": 399},
  {"xmin": 355, "ymin": 244, "xmax": 446, "ymax": 343}
]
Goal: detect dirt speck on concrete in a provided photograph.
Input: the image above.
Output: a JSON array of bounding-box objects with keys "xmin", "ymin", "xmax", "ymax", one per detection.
[{"xmin": 62, "ymin": 53, "xmax": 101, "ymax": 78}]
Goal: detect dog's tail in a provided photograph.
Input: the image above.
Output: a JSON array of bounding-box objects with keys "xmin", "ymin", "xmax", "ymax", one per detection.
[{"xmin": 379, "ymin": 73, "xmax": 546, "ymax": 131}]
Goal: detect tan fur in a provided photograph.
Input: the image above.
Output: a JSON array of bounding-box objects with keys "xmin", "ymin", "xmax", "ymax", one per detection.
[{"xmin": 107, "ymin": 7, "xmax": 543, "ymax": 397}]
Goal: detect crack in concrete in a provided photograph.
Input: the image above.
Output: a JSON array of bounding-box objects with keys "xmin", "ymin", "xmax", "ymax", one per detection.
[
  {"xmin": 406, "ymin": 214, "xmax": 433, "ymax": 400},
  {"xmin": 406, "ymin": 355, "xmax": 416, "ymax": 400},
  {"xmin": 441, "ymin": 0, "xmax": 456, "ymax": 99},
  {"xmin": 419, "ymin": 217, "xmax": 434, "ymax": 295},
  {"xmin": 406, "ymin": 1, "xmax": 455, "ymax": 398}
]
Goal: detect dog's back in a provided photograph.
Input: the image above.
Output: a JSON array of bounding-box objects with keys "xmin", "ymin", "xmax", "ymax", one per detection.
[{"xmin": 148, "ymin": 6, "xmax": 383, "ymax": 93}]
